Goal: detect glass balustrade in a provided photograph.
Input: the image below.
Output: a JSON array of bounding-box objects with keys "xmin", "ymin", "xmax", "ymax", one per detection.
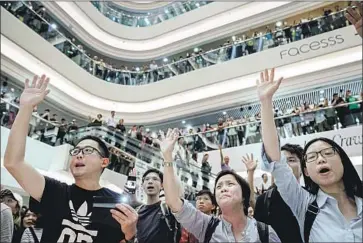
[
  {"xmin": 2, "ymin": 93, "xmax": 361, "ymax": 192},
  {"xmin": 1, "ymin": 98, "xmax": 60, "ymax": 144},
  {"xmin": 91, "ymin": 1, "xmax": 211, "ymax": 27},
  {"xmin": 0, "ymin": 97, "xmax": 217, "ymax": 192},
  {"xmin": 1, "ymin": 1, "xmax": 356, "ymax": 86},
  {"xmin": 182, "ymin": 100, "xmax": 363, "ymax": 153}
]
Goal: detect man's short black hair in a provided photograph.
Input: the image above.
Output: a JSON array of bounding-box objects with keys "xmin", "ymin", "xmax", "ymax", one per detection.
[
  {"xmin": 76, "ymin": 135, "xmax": 109, "ymax": 158},
  {"xmin": 261, "ymin": 173, "xmax": 267, "ymax": 179},
  {"xmin": 281, "ymin": 143, "xmax": 303, "ymax": 162},
  {"xmin": 142, "ymin": 169, "xmax": 163, "ymax": 183},
  {"xmin": 196, "ymin": 189, "xmax": 217, "ymax": 206}
]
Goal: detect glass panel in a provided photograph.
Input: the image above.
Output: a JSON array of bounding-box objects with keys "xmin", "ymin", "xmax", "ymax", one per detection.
[
  {"xmin": 1, "ymin": 98, "xmax": 59, "ymax": 145},
  {"xmin": 1, "ymin": 1, "xmax": 355, "ymax": 87},
  {"xmin": 91, "ymin": 1, "xmax": 212, "ymax": 27},
  {"xmin": 182, "ymin": 99, "xmax": 363, "ymax": 153},
  {"xmin": 71, "ymin": 125, "xmax": 218, "ymax": 192}
]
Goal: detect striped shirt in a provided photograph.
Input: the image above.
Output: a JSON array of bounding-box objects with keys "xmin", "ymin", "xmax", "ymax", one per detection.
[{"xmin": 21, "ymin": 227, "xmax": 43, "ymax": 243}]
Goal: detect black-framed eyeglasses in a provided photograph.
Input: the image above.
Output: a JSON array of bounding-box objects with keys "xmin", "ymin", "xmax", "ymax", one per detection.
[
  {"xmin": 304, "ymin": 147, "xmax": 336, "ymax": 163},
  {"xmin": 69, "ymin": 146, "xmax": 103, "ymax": 157}
]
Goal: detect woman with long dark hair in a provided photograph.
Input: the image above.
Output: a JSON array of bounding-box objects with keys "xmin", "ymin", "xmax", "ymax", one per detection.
[{"xmin": 258, "ymin": 68, "xmax": 362, "ymax": 242}]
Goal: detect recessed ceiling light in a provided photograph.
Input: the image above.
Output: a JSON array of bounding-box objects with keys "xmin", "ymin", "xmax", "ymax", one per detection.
[{"xmin": 182, "ymin": 120, "xmax": 186, "ymax": 124}]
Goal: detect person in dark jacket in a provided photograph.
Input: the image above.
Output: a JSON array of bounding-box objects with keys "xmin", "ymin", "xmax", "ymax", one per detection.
[{"xmin": 254, "ymin": 144, "xmax": 304, "ymax": 243}]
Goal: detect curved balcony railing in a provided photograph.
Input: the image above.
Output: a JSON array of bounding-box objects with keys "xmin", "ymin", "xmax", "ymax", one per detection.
[
  {"xmin": 1, "ymin": 97, "xmax": 217, "ymax": 192},
  {"xmin": 184, "ymin": 100, "xmax": 363, "ymax": 152},
  {"xmin": 91, "ymin": 1, "xmax": 212, "ymax": 27},
  {"xmin": 1, "ymin": 1, "xmax": 355, "ymax": 87},
  {"xmin": 2, "ymin": 92, "xmax": 361, "ymax": 193}
]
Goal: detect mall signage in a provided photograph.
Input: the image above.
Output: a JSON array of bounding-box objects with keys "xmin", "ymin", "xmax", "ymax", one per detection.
[
  {"xmin": 278, "ymin": 26, "xmax": 360, "ymax": 60},
  {"xmin": 203, "ymin": 125, "xmax": 362, "ymax": 174}
]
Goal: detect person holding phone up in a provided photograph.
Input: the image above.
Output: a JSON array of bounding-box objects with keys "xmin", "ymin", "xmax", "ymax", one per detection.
[{"xmin": 4, "ymin": 75, "xmax": 138, "ymax": 243}]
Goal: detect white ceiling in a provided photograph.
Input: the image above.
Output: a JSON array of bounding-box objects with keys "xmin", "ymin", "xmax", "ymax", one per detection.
[{"xmin": 112, "ymin": 1, "xmax": 170, "ymax": 10}]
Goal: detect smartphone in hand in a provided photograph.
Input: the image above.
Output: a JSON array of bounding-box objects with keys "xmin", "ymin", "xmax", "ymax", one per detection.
[{"xmin": 91, "ymin": 195, "xmax": 129, "ymax": 229}]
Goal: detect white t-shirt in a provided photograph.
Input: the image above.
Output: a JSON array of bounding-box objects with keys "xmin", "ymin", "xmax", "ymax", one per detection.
[{"xmin": 107, "ymin": 117, "xmax": 116, "ymax": 128}]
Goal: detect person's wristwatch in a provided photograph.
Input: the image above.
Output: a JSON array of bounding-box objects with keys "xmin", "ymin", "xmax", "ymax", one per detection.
[
  {"xmin": 125, "ymin": 236, "xmax": 136, "ymax": 243},
  {"xmin": 163, "ymin": 161, "xmax": 173, "ymax": 167}
]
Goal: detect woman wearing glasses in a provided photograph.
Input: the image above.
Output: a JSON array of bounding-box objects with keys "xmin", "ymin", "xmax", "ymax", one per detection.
[{"xmin": 258, "ymin": 68, "xmax": 362, "ymax": 242}]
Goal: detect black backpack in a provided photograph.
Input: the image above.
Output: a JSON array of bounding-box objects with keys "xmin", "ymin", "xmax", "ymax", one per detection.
[
  {"xmin": 259, "ymin": 187, "xmax": 319, "ymax": 243},
  {"xmin": 204, "ymin": 217, "xmax": 269, "ymax": 243},
  {"xmin": 137, "ymin": 202, "xmax": 181, "ymax": 243}
]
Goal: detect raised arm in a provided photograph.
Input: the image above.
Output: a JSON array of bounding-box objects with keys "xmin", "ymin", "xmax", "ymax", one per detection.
[
  {"xmin": 257, "ymin": 69, "xmax": 282, "ymax": 162},
  {"xmin": 160, "ymin": 128, "xmax": 183, "ymax": 212},
  {"xmin": 219, "ymin": 145, "xmax": 224, "ymax": 165},
  {"xmin": 4, "ymin": 75, "xmax": 50, "ymax": 202},
  {"xmin": 242, "ymin": 153, "xmax": 258, "ymax": 209},
  {"xmin": 258, "ymin": 69, "xmax": 311, "ymax": 220}
]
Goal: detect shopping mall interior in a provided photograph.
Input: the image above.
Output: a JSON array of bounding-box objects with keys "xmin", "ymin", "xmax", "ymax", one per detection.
[{"xmin": 0, "ymin": 1, "xmax": 362, "ymax": 243}]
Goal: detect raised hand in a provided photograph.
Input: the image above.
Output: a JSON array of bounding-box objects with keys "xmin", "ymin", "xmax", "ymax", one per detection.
[
  {"xmin": 20, "ymin": 75, "xmax": 50, "ymax": 108},
  {"xmin": 242, "ymin": 153, "xmax": 258, "ymax": 172},
  {"xmin": 256, "ymin": 68, "xmax": 283, "ymax": 102},
  {"xmin": 160, "ymin": 128, "xmax": 179, "ymax": 162},
  {"xmin": 346, "ymin": 1, "xmax": 363, "ymax": 38}
]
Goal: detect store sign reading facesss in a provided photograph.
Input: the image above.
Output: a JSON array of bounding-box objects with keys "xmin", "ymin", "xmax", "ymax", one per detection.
[{"xmin": 280, "ymin": 34, "xmax": 345, "ymax": 59}]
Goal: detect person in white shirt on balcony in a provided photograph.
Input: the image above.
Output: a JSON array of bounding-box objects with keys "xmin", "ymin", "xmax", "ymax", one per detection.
[
  {"xmin": 258, "ymin": 68, "xmax": 362, "ymax": 243},
  {"xmin": 107, "ymin": 110, "xmax": 116, "ymax": 130}
]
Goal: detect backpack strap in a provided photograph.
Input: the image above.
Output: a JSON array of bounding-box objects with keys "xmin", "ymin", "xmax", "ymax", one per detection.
[
  {"xmin": 29, "ymin": 227, "xmax": 40, "ymax": 243},
  {"xmin": 160, "ymin": 202, "xmax": 180, "ymax": 243},
  {"xmin": 304, "ymin": 199, "xmax": 319, "ymax": 243},
  {"xmin": 264, "ymin": 188, "xmax": 274, "ymax": 218},
  {"xmin": 204, "ymin": 217, "xmax": 220, "ymax": 243},
  {"xmin": 256, "ymin": 221, "xmax": 269, "ymax": 243}
]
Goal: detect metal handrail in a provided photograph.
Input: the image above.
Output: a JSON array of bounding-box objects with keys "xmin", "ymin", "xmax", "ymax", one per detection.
[{"xmin": 11, "ymin": 2, "xmax": 354, "ymax": 78}]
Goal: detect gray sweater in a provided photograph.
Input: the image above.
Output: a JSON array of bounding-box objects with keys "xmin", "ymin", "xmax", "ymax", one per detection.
[{"xmin": 1, "ymin": 203, "xmax": 14, "ymax": 243}]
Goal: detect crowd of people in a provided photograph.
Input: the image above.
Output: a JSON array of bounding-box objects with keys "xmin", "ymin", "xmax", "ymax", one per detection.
[
  {"xmin": 92, "ymin": 1, "xmax": 211, "ymax": 28},
  {"xmin": 2, "ymin": 68, "xmax": 362, "ymax": 243},
  {"xmin": 1, "ymin": 1, "xmax": 357, "ymax": 86},
  {"xmin": 2, "ymin": 76, "xmax": 362, "ymax": 188},
  {"xmin": 1, "ymin": 2, "xmax": 362, "ymax": 243}
]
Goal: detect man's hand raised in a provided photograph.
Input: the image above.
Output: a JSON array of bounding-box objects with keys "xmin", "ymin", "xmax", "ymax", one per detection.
[{"xmin": 20, "ymin": 75, "xmax": 50, "ymax": 109}]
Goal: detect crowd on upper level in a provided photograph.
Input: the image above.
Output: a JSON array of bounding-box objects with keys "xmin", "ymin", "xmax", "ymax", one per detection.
[
  {"xmin": 2, "ymin": 77, "xmax": 362, "ymax": 185},
  {"xmin": 0, "ymin": 1, "xmax": 357, "ymax": 86},
  {"xmin": 1, "ymin": 3, "xmax": 363, "ymax": 243}
]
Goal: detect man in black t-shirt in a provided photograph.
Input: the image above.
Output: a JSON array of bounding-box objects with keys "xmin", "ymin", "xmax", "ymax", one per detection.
[
  {"xmin": 4, "ymin": 75, "xmax": 138, "ymax": 243},
  {"xmin": 254, "ymin": 144, "xmax": 304, "ymax": 243},
  {"xmin": 136, "ymin": 169, "xmax": 181, "ymax": 243}
]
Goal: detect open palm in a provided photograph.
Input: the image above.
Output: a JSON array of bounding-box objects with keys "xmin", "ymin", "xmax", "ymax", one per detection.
[
  {"xmin": 242, "ymin": 153, "xmax": 258, "ymax": 171},
  {"xmin": 256, "ymin": 68, "xmax": 283, "ymax": 101},
  {"xmin": 160, "ymin": 128, "xmax": 179, "ymax": 161},
  {"xmin": 20, "ymin": 75, "xmax": 50, "ymax": 108},
  {"xmin": 346, "ymin": 1, "xmax": 363, "ymax": 38}
]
